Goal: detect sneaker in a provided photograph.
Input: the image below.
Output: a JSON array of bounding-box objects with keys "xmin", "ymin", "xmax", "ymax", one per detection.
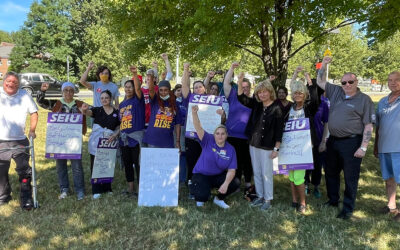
[
  {"xmin": 196, "ymin": 201, "xmax": 204, "ymax": 207},
  {"xmin": 213, "ymin": 197, "xmax": 230, "ymax": 209},
  {"xmin": 313, "ymin": 187, "xmax": 321, "ymax": 199},
  {"xmin": 260, "ymin": 201, "xmax": 271, "ymax": 211},
  {"xmin": 380, "ymin": 206, "xmax": 398, "ymax": 215},
  {"xmin": 297, "ymin": 204, "xmax": 307, "ymax": 214},
  {"xmin": 59, "ymin": 191, "xmax": 68, "ymax": 200},
  {"xmin": 77, "ymin": 192, "xmax": 84, "ymax": 201},
  {"xmin": 93, "ymin": 193, "xmax": 101, "ymax": 199},
  {"xmin": 250, "ymin": 197, "xmax": 264, "ymax": 207}
]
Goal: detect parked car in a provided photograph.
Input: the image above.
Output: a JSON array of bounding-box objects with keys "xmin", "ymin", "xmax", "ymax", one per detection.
[{"xmin": 18, "ymin": 73, "xmax": 79, "ymax": 96}]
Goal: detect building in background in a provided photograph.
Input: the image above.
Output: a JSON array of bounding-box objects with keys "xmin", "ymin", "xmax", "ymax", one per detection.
[{"xmin": 0, "ymin": 42, "xmax": 15, "ymax": 79}]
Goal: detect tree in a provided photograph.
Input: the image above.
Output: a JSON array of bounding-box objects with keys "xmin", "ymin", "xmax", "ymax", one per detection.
[
  {"xmin": 0, "ymin": 30, "xmax": 13, "ymax": 43},
  {"xmin": 107, "ymin": 0, "xmax": 367, "ymax": 88},
  {"xmin": 366, "ymin": 32, "xmax": 400, "ymax": 87},
  {"xmin": 363, "ymin": 0, "xmax": 400, "ymax": 43}
]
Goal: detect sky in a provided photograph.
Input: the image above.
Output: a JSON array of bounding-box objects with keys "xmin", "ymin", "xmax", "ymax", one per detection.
[{"xmin": 0, "ymin": 0, "xmax": 35, "ymax": 33}]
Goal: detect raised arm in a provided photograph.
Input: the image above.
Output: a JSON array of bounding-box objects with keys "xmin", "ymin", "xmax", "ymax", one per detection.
[
  {"xmin": 161, "ymin": 53, "xmax": 173, "ymax": 81},
  {"xmin": 191, "ymin": 105, "xmax": 205, "ymax": 140},
  {"xmin": 182, "ymin": 63, "xmax": 190, "ymax": 98},
  {"xmin": 80, "ymin": 61, "xmax": 95, "ymax": 89},
  {"xmin": 130, "ymin": 65, "xmax": 142, "ymax": 98},
  {"xmin": 317, "ymin": 57, "xmax": 331, "ymax": 90},
  {"xmin": 224, "ymin": 62, "xmax": 239, "ymax": 98},
  {"xmin": 237, "ymin": 72, "xmax": 245, "ymax": 96},
  {"xmin": 152, "ymin": 61, "xmax": 159, "ymax": 83},
  {"xmin": 304, "ymin": 72, "xmax": 313, "ymax": 86},
  {"xmin": 36, "ymin": 82, "xmax": 58, "ymax": 110},
  {"xmin": 204, "ymin": 71, "xmax": 215, "ymax": 90},
  {"xmin": 291, "ymin": 66, "xmax": 303, "ymax": 83}
]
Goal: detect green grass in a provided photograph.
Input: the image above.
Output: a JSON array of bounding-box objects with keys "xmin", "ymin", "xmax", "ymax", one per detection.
[{"xmin": 1, "ymin": 97, "xmax": 400, "ymax": 249}]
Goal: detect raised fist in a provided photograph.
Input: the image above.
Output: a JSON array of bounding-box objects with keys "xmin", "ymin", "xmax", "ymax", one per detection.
[
  {"xmin": 269, "ymin": 75, "xmax": 276, "ymax": 81},
  {"xmin": 231, "ymin": 62, "xmax": 240, "ymax": 69},
  {"xmin": 184, "ymin": 63, "xmax": 190, "ymax": 70},
  {"xmin": 161, "ymin": 53, "xmax": 168, "ymax": 60},
  {"xmin": 88, "ymin": 61, "xmax": 95, "ymax": 70},
  {"xmin": 41, "ymin": 82, "xmax": 49, "ymax": 91},
  {"xmin": 295, "ymin": 66, "xmax": 304, "ymax": 72},
  {"xmin": 130, "ymin": 65, "xmax": 138, "ymax": 74},
  {"xmin": 192, "ymin": 105, "xmax": 199, "ymax": 113},
  {"xmin": 207, "ymin": 71, "xmax": 216, "ymax": 78},
  {"xmin": 322, "ymin": 56, "xmax": 332, "ymax": 64}
]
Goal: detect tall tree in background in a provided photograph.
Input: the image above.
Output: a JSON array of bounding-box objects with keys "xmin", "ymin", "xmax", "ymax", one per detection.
[{"xmin": 108, "ymin": 0, "xmax": 366, "ymax": 87}]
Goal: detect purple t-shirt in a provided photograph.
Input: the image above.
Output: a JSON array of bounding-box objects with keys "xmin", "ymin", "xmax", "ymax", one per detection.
[
  {"xmin": 313, "ymin": 95, "xmax": 329, "ymax": 143},
  {"xmin": 226, "ymin": 88, "xmax": 251, "ymax": 139},
  {"xmin": 176, "ymin": 97, "xmax": 187, "ymax": 126},
  {"xmin": 119, "ymin": 96, "xmax": 145, "ymax": 147},
  {"xmin": 143, "ymin": 95, "xmax": 182, "ymax": 148},
  {"xmin": 193, "ymin": 132, "xmax": 237, "ymax": 175}
]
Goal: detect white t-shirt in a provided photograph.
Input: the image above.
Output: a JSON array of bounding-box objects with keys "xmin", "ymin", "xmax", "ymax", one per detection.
[
  {"xmin": 288, "ymin": 106, "xmax": 305, "ymax": 120},
  {"xmin": 0, "ymin": 88, "xmax": 38, "ymax": 140}
]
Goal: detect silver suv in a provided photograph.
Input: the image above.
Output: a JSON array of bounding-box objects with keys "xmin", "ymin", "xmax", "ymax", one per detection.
[{"xmin": 19, "ymin": 73, "xmax": 79, "ymax": 96}]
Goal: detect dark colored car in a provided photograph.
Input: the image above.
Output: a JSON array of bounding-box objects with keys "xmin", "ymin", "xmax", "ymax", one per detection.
[{"xmin": 18, "ymin": 73, "xmax": 79, "ymax": 96}]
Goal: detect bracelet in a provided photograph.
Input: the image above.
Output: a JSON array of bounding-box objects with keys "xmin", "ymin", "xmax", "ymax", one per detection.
[{"xmin": 273, "ymin": 147, "xmax": 279, "ymax": 152}]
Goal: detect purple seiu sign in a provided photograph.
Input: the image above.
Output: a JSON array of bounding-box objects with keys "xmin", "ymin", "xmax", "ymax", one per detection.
[
  {"xmin": 185, "ymin": 94, "xmax": 224, "ymax": 139},
  {"xmin": 91, "ymin": 138, "xmax": 118, "ymax": 184},
  {"xmin": 278, "ymin": 118, "xmax": 314, "ymax": 172},
  {"xmin": 45, "ymin": 112, "xmax": 83, "ymax": 159}
]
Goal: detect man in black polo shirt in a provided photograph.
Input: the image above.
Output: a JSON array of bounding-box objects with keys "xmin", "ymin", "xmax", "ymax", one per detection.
[{"xmin": 317, "ymin": 57, "xmax": 375, "ymax": 220}]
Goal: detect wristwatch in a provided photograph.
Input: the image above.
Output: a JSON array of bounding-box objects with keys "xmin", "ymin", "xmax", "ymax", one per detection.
[
  {"xmin": 273, "ymin": 147, "xmax": 279, "ymax": 152},
  {"xmin": 360, "ymin": 146, "xmax": 367, "ymax": 152}
]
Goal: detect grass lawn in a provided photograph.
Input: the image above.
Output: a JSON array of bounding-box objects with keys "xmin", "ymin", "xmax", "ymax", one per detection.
[{"xmin": 1, "ymin": 95, "xmax": 400, "ymax": 249}]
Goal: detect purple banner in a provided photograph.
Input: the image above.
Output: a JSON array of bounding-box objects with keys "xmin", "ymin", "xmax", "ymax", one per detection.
[
  {"xmin": 91, "ymin": 177, "xmax": 113, "ymax": 184},
  {"xmin": 45, "ymin": 153, "xmax": 81, "ymax": 159},
  {"xmin": 274, "ymin": 169, "xmax": 289, "ymax": 175},
  {"xmin": 278, "ymin": 163, "xmax": 314, "ymax": 171},
  {"xmin": 283, "ymin": 118, "xmax": 310, "ymax": 132},
  {"xmin": 189, "ymin": 94, "xmax": 224, "ymax": 106},
  {"xmin": 47, "ymin": 112, "xmax": 83, "ymax": 124}
]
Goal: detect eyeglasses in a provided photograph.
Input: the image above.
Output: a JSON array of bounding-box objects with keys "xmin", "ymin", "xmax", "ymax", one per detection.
[
  {"xmin": 63, "ymin": 89, "xmax": 74, "ymax": 93},
  {"xmin": 341, "ymin": 80, "xmax": 355, "ymax": 85}
]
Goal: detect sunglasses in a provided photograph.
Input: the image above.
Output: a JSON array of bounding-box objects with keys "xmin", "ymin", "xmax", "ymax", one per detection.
[{"xmin": 341, "ymin": 80, "xmax": 355, "ymax": 85}]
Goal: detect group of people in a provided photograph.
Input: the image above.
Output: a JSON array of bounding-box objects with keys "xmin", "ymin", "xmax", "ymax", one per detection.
[{"xmin": 0, "ymin": 55, "xmax": 399, "ymax": 222}]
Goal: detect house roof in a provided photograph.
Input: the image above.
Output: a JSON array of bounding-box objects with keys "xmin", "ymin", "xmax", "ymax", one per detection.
[{"xmin": 0, "ymin": 44, "xmax": 15, "ymax": 59}]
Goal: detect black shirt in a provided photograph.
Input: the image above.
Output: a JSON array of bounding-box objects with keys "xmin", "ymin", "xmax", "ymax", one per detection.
[{"xmin": 91, "ymin": 107, "xmax": 120, "ymax": 131}]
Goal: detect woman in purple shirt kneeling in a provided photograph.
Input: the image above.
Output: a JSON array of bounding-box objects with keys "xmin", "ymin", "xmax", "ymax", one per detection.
[{"xmin": 190, "ymin": 105, "xmax": 240, "ymax": 209}]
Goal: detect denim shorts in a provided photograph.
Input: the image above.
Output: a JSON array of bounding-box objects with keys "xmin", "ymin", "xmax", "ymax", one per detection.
[{"xmin": 379, "ymin": 153, "xmax": 400, "ymax": 183}]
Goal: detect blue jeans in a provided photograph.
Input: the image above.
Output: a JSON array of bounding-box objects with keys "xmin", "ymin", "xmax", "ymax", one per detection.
[{"xmin": 56, "ymin": 159, "xmax": 85, "ymax": 194}]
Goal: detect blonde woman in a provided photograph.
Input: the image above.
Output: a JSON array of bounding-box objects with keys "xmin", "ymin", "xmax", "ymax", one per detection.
[{"xmin": 238, "ymin": 80, "xmax": 284, "ymax": 211}]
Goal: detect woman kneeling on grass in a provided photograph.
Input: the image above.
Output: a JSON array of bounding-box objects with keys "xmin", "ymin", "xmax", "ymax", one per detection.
[
  {"xmin": 37, "ymin": 82, "xmax": 86, "ymax": 201},
  {"xmin": 190, "ymin": 105, "xmax": 240, "ymax": 209}
]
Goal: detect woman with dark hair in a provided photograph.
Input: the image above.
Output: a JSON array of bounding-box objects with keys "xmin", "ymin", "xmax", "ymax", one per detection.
[
  {"xmin": 81, "ymin": 90, "xmax": 120, "ymax": 199},
  {"xmin": 143, "ymin": 78, "xmax": 182, "ymax": 148},
  {"xmin": 275, "ymin": 86, "xmax": 293, "ymax": 118},
  {"xmin": 80, "ymin": 61, "xmax": 120, "ymax": 108},
  {"xmin": 208, "ymin": 82, "xmax": 220, "ymax": 96},
  {"xmin": 118, "ymin": 67, "xmax": 145, "ymax": 196}
]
